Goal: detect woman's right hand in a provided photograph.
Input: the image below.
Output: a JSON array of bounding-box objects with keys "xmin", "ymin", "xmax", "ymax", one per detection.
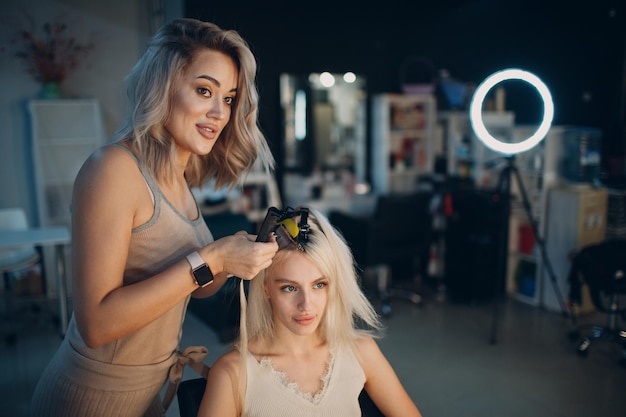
[{"xmin": 201, "ymin": 231, "xmax": 278, "ymax": 280}]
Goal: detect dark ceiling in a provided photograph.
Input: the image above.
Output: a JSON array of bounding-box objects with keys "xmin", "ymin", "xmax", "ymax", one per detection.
[{"xmin": 185, "ymin": 0, "xmax": 625, "ymax": 167}]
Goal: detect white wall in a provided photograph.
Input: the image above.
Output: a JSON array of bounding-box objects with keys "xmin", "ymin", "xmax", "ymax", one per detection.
[{"xmin": 0, "ymin": 0, "xmax": 182, "ymax": 225}]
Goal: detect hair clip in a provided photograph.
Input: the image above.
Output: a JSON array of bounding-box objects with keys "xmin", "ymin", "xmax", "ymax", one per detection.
[
  {"xmin": 297, "ymin": 208, "xmax": 310, "ymax": 245},
  {"xmin": 273, "ymin": 207, "xmax": 310, "ymax": 252}
]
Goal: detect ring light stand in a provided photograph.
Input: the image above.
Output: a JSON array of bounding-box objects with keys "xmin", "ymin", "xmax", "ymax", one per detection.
[{"xmin": 469, "ymin": 69, "xmax": 567, "ymax": 345}]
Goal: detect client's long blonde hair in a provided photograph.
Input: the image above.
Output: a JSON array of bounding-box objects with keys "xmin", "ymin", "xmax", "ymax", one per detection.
[{"xmin": 235, "ymin": 207, "xmax": 383, "ymax": 415}]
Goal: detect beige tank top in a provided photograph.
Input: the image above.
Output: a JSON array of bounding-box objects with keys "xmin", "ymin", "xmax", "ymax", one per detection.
[
  {"xmin": 66, "ymin": 144, "xmax": 213, "ymax": 365},
  {"xmin": 244, "ymin": 347, "xmax": 366, "ymax": 417}
]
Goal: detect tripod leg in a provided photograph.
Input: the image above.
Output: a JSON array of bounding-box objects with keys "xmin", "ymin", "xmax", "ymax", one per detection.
[{"xmin": 490, "ymin": 164, "xmax": 513, "ymax": 345}]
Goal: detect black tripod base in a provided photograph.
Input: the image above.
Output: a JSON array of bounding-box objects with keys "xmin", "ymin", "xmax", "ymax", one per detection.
[{"xmin": 489, "ymin": 156, "xmax": 568, "ymax": 345}]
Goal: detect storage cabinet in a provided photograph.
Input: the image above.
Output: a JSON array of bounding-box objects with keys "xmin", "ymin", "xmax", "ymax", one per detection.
[
  {"xmin": 28, "ymin": 99, "xmax": 106, "ymax": 296},
  {"xmin": 371, "ymin": 94, "xmax": 436, "ymax": 194},
  {"xmin": 505, "ymin": 125, "xmax": 565, "ymax": 305},
  {"xmin": 505, "ymin": 126, "xmax": 601, "ymax": 306},
  {"xmin": 542, "ymin": 185, "xmax": 608, "ymax": 313}
]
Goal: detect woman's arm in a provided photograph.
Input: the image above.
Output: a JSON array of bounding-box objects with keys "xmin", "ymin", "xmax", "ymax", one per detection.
[
  {"xmin": 356, "ymin": 337, "xmax": 423, "ymax": 417},
  {"xmin": 71, "ymin": 146, "xmax": 276, "ymax": 348},
  {"xmin": 198, "ymin": 351, "xmax": 241, "ymax": 417}
]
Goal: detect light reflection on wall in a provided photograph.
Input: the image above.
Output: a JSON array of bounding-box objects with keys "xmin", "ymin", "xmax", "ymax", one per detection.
[{"xmin": 295, "ymin": 90, "xmax": 307, "ymax": 141}]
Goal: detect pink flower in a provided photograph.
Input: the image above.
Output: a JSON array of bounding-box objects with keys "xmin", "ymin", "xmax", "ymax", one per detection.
[{"xmin": 11, "ymin": 18, "xmax": 94, "ymax": 84}]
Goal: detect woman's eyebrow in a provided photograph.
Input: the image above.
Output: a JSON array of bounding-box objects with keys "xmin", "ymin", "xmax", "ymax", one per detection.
[
  {"xmin": 197, "ymin": 74, "xmax": 220, "ymax": 86},
  {"xmin": 273, "ymin": 277, "xmax": 326, "ymax": 285},
  {"xmin": 274, "ymin": 278, "xmax": 296, "ymax": 284},
  {"xmin": 197, "ymin": 74, "xmax": 237, "ymax": 92}
]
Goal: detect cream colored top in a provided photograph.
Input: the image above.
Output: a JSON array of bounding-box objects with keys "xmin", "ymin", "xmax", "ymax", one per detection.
[{"xmin": 244, "ymin": 347, "xmax": 366, "ymax": 417}]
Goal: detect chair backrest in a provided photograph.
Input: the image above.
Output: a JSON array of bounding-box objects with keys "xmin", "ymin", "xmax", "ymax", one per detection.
[
  {"xmin": 372, "ymin": 192, "xmax": 433, "ymax": 252},
  {"xmin": 0, "ymin": 208, "xmax": 30, "ymax": 231},
  {"xmin": 568, "ymin": 239, "xmax": 626, "ymax": 311},
  {"xmin": 0, "ymin": 208, "xmax": 40, "ymax": 272},
  {"xmin": 177, "ymin": 377, "xmax": 207, "ymax": 417}
]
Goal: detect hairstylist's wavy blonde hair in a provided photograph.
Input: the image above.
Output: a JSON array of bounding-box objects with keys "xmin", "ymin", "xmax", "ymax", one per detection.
[
  {"xmin": 113, "ymin": 18, "xmax": 273, "ymax": 188},
  {"xmin": 235, "ymin": 207, "xmax": 383, "ymax": 414}
]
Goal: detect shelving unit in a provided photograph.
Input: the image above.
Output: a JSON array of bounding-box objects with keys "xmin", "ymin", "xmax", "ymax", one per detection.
[
  {"xmin": 28, "ymin": 98, "xmax": 106, "ymax": 297},
  {"xmin": 504, "ymin": 126, "xmax": 599, "ymax": 306},
  {"xmin": 437, "ymin": 115, "xmax": 570, "ymax": 306},
  {"xmin": 371, "ymin": 93, "xmax": 437, "ymax": 194},
  {"xmin": 29, "ymin": 99, "xmax": 106, "ymax": 228},
  {"xmin": 439, "ymin": 110, "xmax": 515, "ymax": 188}
]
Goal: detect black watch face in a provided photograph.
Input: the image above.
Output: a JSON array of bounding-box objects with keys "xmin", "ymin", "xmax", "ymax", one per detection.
[{"xmin": 194, "ymin": 265, "xmax": 214, "ymax": 286}]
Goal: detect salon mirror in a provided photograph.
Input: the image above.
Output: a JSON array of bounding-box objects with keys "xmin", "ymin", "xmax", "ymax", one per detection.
[{"xmin": 279, "ymin": 72, "xmax": 368, "ymax": 205}]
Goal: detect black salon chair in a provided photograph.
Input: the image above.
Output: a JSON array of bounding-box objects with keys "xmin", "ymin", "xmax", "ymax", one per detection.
[
  {"xmin": 329, "ymin": 192, "xmax": 433, "ymax": 316},
  {"xmin": 177, "ymin": 377, "xmax": 208, "ymax": 417},
  {"xmin": 177, "ymin": 376, "xmax": 384, "ymax": 417},
  {"xmin": 567, "ymin": 239, "xmax": 626, "ymax": 367}
]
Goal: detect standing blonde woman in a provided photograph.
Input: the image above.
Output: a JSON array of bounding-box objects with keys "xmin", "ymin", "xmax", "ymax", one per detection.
[
  {"xmin": 199, "ymin": 207, "xmax": 422, "ymax": 416},
  {"xmin": 30, "ymin": 18, "xmax": 278, "ymax": 417}
]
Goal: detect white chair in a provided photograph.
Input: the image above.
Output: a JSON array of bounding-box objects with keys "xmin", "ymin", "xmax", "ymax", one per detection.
[{"xmin": 0, "ymin": 208, "xmax": 42, "ymax": 344}]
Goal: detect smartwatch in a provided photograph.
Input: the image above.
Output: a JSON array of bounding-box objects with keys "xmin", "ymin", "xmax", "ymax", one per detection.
[{"xmin": 186, "ymin": 251, "xmax": 214, "ymax": 287}]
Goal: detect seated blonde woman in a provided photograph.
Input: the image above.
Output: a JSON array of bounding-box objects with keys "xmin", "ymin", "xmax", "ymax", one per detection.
[{"xmin": 199, "ymin": 207, "xmax": 422, "ymax": 417}]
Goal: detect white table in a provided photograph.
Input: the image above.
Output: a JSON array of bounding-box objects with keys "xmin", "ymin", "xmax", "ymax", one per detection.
[{"xmin": 0, "ymin": 227, "xmax": 71, "ymax": 336}]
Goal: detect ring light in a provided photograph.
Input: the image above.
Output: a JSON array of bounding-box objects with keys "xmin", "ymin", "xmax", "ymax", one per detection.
[{"xmin": 469, "ymin": 68, "xmax": 554, "ymax": 155}]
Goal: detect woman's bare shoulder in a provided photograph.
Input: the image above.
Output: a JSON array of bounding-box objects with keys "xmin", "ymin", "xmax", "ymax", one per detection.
[
  {"xmin": 352, "ymin": 335, "xmax": 384, "ymax": 367},
  {"xmin": 354, "ymin": 335, "xmax": 378, "ymax": 353},
  {"xmin": 71, "ymin": 143, "xmax": 150, "ymax": 221},
  {"xmin": 74, "ymin": 144, "xmax": 144, "ymax": 194},
  {"xmin": 79, "ymin": 144, "xmax": 137, "ymax": 175},
  {"xmin": 73, "ymin": 144, "xmax": 124, "ymax": 182},
  {"xmin": 210, "ymin": 349, "xmax": 242, "ymax": 377}
]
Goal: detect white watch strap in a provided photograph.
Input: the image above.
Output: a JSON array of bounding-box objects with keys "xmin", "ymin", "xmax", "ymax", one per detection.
[{"xmin": 186, "ymin": 251, "xmax": 205, "ymax": 270}]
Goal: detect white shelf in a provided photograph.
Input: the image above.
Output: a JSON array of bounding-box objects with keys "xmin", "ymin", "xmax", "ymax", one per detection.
[
  {"xmin": 371, "ymin": 93, "xmax": 437, "ymax": 194},
  {"xmin": 28, "ymin": 98, "xmax": 105, "ymax": 297}
]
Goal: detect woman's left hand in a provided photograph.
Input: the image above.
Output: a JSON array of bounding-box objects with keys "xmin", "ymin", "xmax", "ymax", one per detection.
[{"xmin": 200, "ymin": 231, "xmax": 278, "ymax": 280}]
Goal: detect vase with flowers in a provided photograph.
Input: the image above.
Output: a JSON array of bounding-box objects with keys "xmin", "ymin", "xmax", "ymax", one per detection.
[{"xmin": 11, "ymin": 18, "xmax": 95, "ymax": 99}]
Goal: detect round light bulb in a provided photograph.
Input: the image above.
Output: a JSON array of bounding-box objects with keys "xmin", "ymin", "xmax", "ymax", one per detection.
[
  {"xmin": 469, "ymin": 68, "xmax": 554, "ymax": 155},
  {"xmin": 319, "ymin": 72, "xmax": 335, "ymax": 88}
]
